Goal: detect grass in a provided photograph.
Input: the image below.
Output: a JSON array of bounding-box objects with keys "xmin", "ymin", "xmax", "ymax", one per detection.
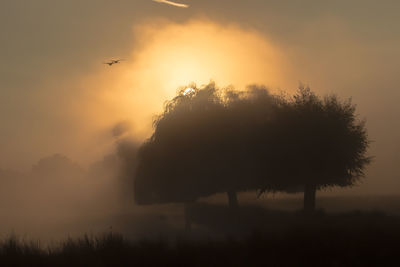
[{"xmin": 1, "ymin": 210, "xmax": 400, "ymax": 266}]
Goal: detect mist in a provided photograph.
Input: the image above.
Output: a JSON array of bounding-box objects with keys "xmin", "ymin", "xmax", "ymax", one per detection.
[{"xmin": 0, "ymin": 3, "xmax": 400, "ymax": 259}]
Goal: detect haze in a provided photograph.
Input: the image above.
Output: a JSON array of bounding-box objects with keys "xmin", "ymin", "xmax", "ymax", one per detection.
[{"xmin": 0, "ymin": 0, "xmax": 399, "ymax": 241}]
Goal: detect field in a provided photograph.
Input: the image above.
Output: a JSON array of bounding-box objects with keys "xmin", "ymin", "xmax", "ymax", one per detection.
[{"xmin": 1, "ymin": 195, "xmax": 400, "ymax": 266}]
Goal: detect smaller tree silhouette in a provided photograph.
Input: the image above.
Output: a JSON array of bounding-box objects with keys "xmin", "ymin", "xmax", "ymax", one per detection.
[{"xmin": 263, "ymin": 86, "xmax": 371, "ymax": 212}]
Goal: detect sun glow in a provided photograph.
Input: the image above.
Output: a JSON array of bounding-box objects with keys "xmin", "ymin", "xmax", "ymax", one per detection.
[
  {"xmin": 183, "ymin": 87, "xmax": 196, "ymax": 95},
  {"xmin": 74, "ymin": 20, "xmax": 289, "ymax": 159},
  {"xmin": 128, "ymin": 20, "xmax": 286, "ymax": 98}
]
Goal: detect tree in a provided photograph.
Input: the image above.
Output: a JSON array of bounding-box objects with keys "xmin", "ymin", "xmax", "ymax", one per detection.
[
  {"xmin": 133, "ymin": 83, "xmax": 370, "ymax": 214},
  {"xmin": 134, "ymin": 83, "xmax": 280, "ymax": 209},
  {"xmin": 264, "ymin": 86, "xmax": 371, "ymax": 212}
]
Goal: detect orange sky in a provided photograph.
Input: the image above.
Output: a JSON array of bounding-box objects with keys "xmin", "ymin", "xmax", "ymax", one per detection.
[
  {"xmin": 77, "ymin": 19, "xmax": 288, "ymax": 143},
  {"xmin": 0, "ymin": 0, "xmax": 399, "ymax": 195}
]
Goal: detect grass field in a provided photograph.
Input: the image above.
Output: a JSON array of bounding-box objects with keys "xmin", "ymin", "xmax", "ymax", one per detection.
[{"xmin": 1, "ymin": 208, "xmax": 400, "ymax": 266}]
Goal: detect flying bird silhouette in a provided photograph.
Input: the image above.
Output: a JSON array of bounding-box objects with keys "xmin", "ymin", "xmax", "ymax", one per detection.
[
  {"xmin": 103, "ymin": 59, "xmax": 125, "ymax": 66},
  {"xmin": 153, "ymin": 0, "xmax": 189, "ymax": 8}
]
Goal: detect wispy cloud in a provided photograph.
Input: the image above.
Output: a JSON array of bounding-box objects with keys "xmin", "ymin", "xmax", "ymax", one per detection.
[{"xmin": 153, "ymin": 0, "xmax": 189, "ymax": 8}]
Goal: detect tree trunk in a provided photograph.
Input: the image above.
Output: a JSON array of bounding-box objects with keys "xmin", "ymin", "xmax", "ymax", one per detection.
[
  {"xmin": 227, "ymin": 191, "xmax": 239, "ymax": 210},
  {"xmin": 304, "ymin": 184, "xmax": 316, "ymax": 213}
]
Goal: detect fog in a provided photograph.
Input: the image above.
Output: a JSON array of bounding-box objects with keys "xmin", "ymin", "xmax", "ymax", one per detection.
[
  {"xmin": 1, "ymin": 17, "xmax": 293, "ymax": 242},
  {"xmin": 0, "ymin": 1, "xmax": 400, "ymax": 243}
]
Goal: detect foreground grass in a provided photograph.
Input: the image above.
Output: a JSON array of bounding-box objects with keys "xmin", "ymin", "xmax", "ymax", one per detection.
[{"xmin": 1, "ymin": 211, "xmax": 400, "ymax": 266}]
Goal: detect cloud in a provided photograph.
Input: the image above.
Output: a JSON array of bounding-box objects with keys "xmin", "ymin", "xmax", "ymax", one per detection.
[{"xmin": 153, "ymin": 0, "xmax": 189, "ymax": 8}]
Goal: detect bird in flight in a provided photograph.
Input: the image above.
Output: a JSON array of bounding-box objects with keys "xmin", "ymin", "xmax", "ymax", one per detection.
[
  {"xmin": 103, "ymin": 59, "xmax": 124, "ymax": 66},
  {"xmin": 153, "ymin": 0, "xmax": 189, "ymax": 8}
]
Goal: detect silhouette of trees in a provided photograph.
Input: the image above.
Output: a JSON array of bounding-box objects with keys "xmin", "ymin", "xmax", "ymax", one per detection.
[
  {"xmin": 32, "ymin": 154, "xmax": 83, "ymax": 177},
  {"xmin": 134, "ymin": 83, "xmax": 281, "ymax": 209},
  {"xmin": 264, "ymin": 86, "xmax": 371, "ymax": 212},
  {"xmin": 134, "ymin": 83, "xmax": 370, "ymax": 213},
  {"xmin": 135, "ymin": 84, "xmax": 222, "ymax": 205}
]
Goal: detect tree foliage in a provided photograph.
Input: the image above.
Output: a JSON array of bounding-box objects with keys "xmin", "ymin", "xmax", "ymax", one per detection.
[
  {"xmin": 134, "ymin": 83, "xmax": 281, "ymax": 204},
  {"xmin": 265, "ymin": 85, "xmax": 371, "ymax": 190},
  {"xmin": 134, "ymin": 83, "xmax": 371, "ymax": 208}
]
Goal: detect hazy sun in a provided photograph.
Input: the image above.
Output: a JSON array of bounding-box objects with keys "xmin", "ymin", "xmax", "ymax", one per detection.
[
  {"xmin": 183, "ymin": 87, "xmax": 196, "ymax": 95},
  {"xmin": 78, "ymin": 19, "xmax": 288, "ymax": 155},
  {"xmin": 129, "ymin": 20, "xmax": 286, "ymax": 98}
]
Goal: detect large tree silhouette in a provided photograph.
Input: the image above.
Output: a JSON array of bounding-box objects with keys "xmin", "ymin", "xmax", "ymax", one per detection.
[
  {"xmin": 134, "ymin": 83, "xmax": 280, "ymax": 209},
  {"xmin": 134, "ymin": 83, "xmax": 370, "ymax": 213},
  {"xmin": 264, "ymin": 86, "xmax": 371, "ymax": 212}
]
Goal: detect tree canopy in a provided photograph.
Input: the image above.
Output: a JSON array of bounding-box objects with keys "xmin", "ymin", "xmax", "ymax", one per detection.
[
  {"xmin": 265, "ymin": 86, "xmax": 371, "ymax": 211},
  {"xmin": 133, "ymin": 83, "xmax": 370, "ymax": 211},
  {"xmin": 134, "ymin": 83, "xmax": 281, "ymax": 206}
]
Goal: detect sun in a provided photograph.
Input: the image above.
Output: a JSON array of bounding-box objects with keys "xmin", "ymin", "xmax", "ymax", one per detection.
[
  {"xmin": 80, "ymin": 20, "xmax": 287, "ymax": 142},
  {"xmin": 128, "ymin": 20, "xmax": 286, "ymax": 99},
  {"xmin": 166, "ymin": 60, "xmax": 208, "ymax": 91},
  {"xmin": 183, "ymin": 87, "xmax": 196, "ymax": 96}
]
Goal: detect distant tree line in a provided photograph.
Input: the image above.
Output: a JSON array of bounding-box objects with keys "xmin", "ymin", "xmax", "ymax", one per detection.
[{"xmin": 132, "ymin": 83, "xmax": 370, "ymax": 213}]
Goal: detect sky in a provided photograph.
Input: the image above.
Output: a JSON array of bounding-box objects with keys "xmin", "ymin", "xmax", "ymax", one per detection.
[{"xmin": 1, "ymin": 0, "xmax": 400, "ymax": 195}]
